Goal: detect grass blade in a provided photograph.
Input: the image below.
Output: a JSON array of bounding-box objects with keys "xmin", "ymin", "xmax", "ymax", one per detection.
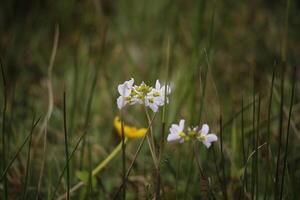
[
  {"xmin": 1, "ymin": 57, "xmax": 8, "ymax": 200},
  {"xmin": 274, "ymin": 64, "xmax": 286, "ymax": 198},
  {"xmin": 51, "ymin": 131, "xmax": 87, "ymax": 199},
  {"xmin": 264, "ymin": 62, "xmax": 276, "ymax": 200},
  {"xmin": 220, "ymin": 111, "xmax": 228, "ymax": 200},
  {"xmin": 63, "ymin": 92, "xmax": 70, "ymax": 200},
  {"xmin": 279, "ymin": 66, "xmax": 296, "ymax": 199},
  {"xmin": 0, "ymin": 118, "xmax": 41, "ymax": 181},
  {"xmin": 255, "ymin": 94, "xmax": 261, "ymax": 198},
  {"xmin": 22, "ymin": 115, "xmax": 37, "ymax": 200}
]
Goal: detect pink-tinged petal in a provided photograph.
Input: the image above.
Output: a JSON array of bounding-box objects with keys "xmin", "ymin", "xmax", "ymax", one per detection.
[
  {"xmin": 202, "ymin": 141, "xmax": 212, "ymax": 148},
  {"xmin": 171, "ymin": 124, "xmax": 179, "ymax": 130},
  {"xmin": 118, "ymin": 84, "xmax": 131, "ymax": 96},
  {"xmin": 155, "ymin": 80, "xmax": 161, "ymax": 89},
  {"xmin": 179, "ymin": 138, "xmax": 185, "ymax": 143},
  {"xmin": 201, "ymin": 124, "xmax": 209, "ymax": 135},
  {"xmin": 149, "ymin": 104, "xmax": 159, "ymax": 112},
  {"xmin": 118, "ymin": 84, "xmax": 125, "ymax": 95},
  {"xmin": 169, "ymin": 127, "xmax": 178, "ymax": 135},
  {"xmin": 179, "ymin": 119, "xmax": 185, "ymax": 131},
  {"xmin": 206, "ymin": 134, "xmax": 218, "ymax": 143},
  {"xmin": 117, "ymin": 96, "xmax": 125, "ymax": 109},
  {"xmin": 167, "ymin": 133, "xmax": 181, "ymax": 142}
]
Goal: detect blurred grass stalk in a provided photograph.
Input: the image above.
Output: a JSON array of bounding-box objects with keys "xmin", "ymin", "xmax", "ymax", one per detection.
[
  {"xmin": 36, "ymin": 24, "xmax": 59, "ymax": 199},
  {"xmin": 1, "ymin": 58, "xmax": 8, "ymax": 200},
  {"xmin": 63, "ymin": 92, "xmax": 70, "ymax": 200},
  {"xmin": 280, "ymin": 66, "xmax": 296, "ymax": 199},
  {"xmin": 263, "ymin": 63, "xmax": 276, "ymax": 199},
  {"xmin": 120, "ymin": 109, "xmax": 126, "ymax": 200}
]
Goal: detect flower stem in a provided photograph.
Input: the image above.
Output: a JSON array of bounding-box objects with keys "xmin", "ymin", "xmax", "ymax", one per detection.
[
  {"xmin": 144, "ymin": 106, "xmax": 158, "ymax": 168},
  {"xmin": 57, "ymin": 138, "xmax": 128, "ymax": 200},
  {"xmin": 92, "ymin": 138, "xmax": 128, "ymax": 176}
]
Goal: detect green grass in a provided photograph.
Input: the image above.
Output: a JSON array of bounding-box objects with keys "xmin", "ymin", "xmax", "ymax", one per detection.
[{"xmin": 0, "ymin": 0, "xmax": 299, "ymax": 199}]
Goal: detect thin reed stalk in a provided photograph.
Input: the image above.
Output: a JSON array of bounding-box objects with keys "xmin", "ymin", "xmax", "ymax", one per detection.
[
  {"xmin": 63, "ymin": 92, "xmax": 70, "ymax": 200},
  {"xmin": 279, "ymin": 66, "xmax": 296, "ymax": 200}
]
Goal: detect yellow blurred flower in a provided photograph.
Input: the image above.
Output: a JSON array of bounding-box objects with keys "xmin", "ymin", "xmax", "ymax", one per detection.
[{"xmin": 114, "ymin": 117, "xmax": 147, "ymax": 139}]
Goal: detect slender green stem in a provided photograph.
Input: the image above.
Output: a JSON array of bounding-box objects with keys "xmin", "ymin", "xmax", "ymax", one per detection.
[
  {"xmin": 113, "ymin": 113, "xmax": 157, "ymax": 199},
  {"xmin": 251, "ymin": 74, "xmax": 256, "ymax": 200},
  {"xmin": 120, "ymin": 110, "xmax": 126, "ymax": 200},
  {"xmin": 0, "ymin": 118, "xmax": 41, "ymax": 181},
  {"xmin": 92, "ymin": 138, "xmax": 128, "ymax": 176},
  {"xmin": 175, "ymin": 147, "xmax": 181, "ymax": 200},
  {"xmin": 239, "ymin": 97, "xmax": 247, "ymax": 199},
  {"xmin": 264, "ymin": 63, "xmax": 276, "ymax": 200},
  {"xmin": 212, "ymin": 145, "xmax": 222, "ymax": 193},
  {"xmin": 1, "ymin": 58, "xmax": 8, "ymax": 200},
  {"xmin": 56, "ymin": 138, "xmax": 128, "ymax": 200},
  {"xmin": 144, "ymin": 106, "xmax": 158, "ymax": 167},
  {"xmin": 255, "ymin": 94, "xmax": 261, "ymax": 198},
  {"xmin": 51, "ymin": 131, "xmax": 87, "ymax": 200},
  {"xmin": 220, "ymin": 111, "xmax": 227, "ymax": 200},
  {"xmin": 279, "ymin": 66, "xmax": 296, "ymax": 200},
  {"xmin": 22, "ymin": 115, "xmax": 36, "ymax": 200},
  {"xmin": 80, "ymin": 65, "xmax": 98, "ymax": 169},
  {"xmin": 63, "ymin": 92, "xmax": 70, "ymax": 200},
  {"xmin": 275, "ymin": 64, "xmax": 285, "ymax": 199},
  {"xmin": 183, "ymin": 144, "xmax": 195, "ymax": 200}
]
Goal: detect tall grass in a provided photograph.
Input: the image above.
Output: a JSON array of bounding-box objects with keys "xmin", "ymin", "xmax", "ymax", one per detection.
[
  {"xmin": 1, "ymin": 58, "xmax": 8, "ymax": 200},
  {"xmin": 0, "ymin": 0, "xmax": 299, "ymax": 199}
]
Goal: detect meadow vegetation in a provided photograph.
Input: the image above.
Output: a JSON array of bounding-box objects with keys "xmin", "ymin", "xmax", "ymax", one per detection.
[{"xmin": 0, "ymin": 0, "xmax": 299, "ymax": 199}]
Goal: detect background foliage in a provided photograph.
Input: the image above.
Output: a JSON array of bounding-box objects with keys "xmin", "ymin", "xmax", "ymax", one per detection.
[{"xmin": 0, "ymin": 0, "xmax": 299, "ymax": 199}]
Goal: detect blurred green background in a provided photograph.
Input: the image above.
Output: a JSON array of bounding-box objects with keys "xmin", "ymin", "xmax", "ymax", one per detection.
[{"xmin": 0, "ymin": 0, "xmax": 299, "ymax": 199}]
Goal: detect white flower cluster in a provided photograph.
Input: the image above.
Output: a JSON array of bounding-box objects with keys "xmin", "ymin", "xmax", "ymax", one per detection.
[
  {"xmin": 167, "ymin": 119, "xmax": 218, "ymax": 148},
  {"xmin": 117, "ymin": 78, "xmax": 171, "ymax": 112}
]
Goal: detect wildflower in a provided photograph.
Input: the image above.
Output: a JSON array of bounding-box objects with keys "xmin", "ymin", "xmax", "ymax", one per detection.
[
  {"xmin": 116, "ymin": 79, "xmax": 171, "ymax": 112},
  {"xmin": 167, "ymin": 119, "xmax": 186, "ymax": 143},
  {"xmin": 145, "ymin": 80, "xmax": 171, "ymax": 112},
  {"xmin": 167, "ymin": 120, "xmax": 218, "ymax": 148},
  {"xmin": 117, "ymin": 78, "xmax": 134, "ymax": 109},
  {"xmin": 197, "ymin": 124, "xmax": 218, "ymax": 148},
  {"xmin": 114, "ymin": 117, "xmax": 147, "ymax": 139}
]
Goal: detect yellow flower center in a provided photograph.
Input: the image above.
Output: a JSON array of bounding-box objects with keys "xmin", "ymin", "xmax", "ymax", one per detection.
[{"xmin": 198, "ymin": 135, "xmax": 206, "ymax": 142}]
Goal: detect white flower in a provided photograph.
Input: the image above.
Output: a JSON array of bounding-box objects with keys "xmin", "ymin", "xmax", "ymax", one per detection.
[
  {"xmin": 197, "ymin": 124, "xmax": 218, "ymax": 148},
  {"xmin": 131, "ymin": 82, "xmax": 149, "ymax": 105},
  {"xmin": 117, "ymin": 78, "xmax": 134, "ymax": 109},
  {"xmin": 145, "ymin": 80, "xmax": 171, "ymax": 112},
  {"xmin": 167, "ymin": 119, "xmax": 185, "ymax": 143}
]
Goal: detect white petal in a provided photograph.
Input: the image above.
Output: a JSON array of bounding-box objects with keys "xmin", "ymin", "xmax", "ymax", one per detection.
[
  {"xmin": 118, "ymin": 84, "xmax": 131, "ymax": 96},
  {"xmin": 117, "ymin": 96, "xmax": 125, "ymax": 109},
  {"xmin": 155, "ymin": 80, "xmax": 161, "ymax": 89},
  {"xmin": 144, "ymin": 98, "xmax": 150, "ymax": 106},
  {"xmin": 149, "ymin": 103, "xmax": 159, "ymax": 112},
  {"xmin": 127, "ymin": 78, "xmax": 134, "ymax": 87},
  {"xmin": 154, "ymin": 96, "xmax": 164, "ymax": 106},
  {"xmin": 179, "ymin": 119, "xmax": 185, "ymax": 131},
  {"xmin": 201, "ymin": 124, "xmax": 209, "ymax": 135},
  {"xmin": 202, "ymin": 141, "xmax": 212, "ymax": 148},
  {"xmin": 170, "ymin": 126, "xmax": 179, "ymax": 135},
  {"xmin": 206, "ymin": 134, "xmax": 218, "ymax": 143},
  {"xmin": 167, "ymin": 133, "xmax": 181, "ymax": 142},
  {"xmin": 118, "ymin": 84, "xmax": 125, "ymax": 95}
]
